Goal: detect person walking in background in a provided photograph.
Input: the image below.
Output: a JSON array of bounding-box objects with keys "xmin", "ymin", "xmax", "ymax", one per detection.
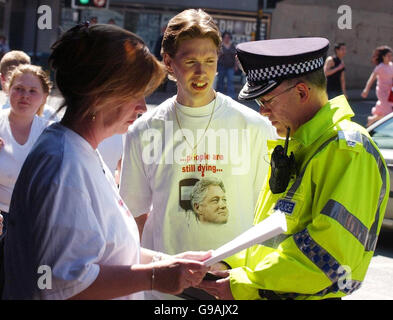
[
  {"xmin": 0, "ymin": 36, "xmax": 10, "ymax": 61},
  {"xmin": 324, "ymin": 42, "xmax": 347, "ymax": 99},
  {"xmin": 361, "ymin": 45, "xmax": 393, "ymax": 126},
  {"xmin": 2, "ymin": 23, "xmax": 210, "ymax": 300},
  {"xmin": 216, "ymin": 31, "xmax": 237, "ymax": 99}
]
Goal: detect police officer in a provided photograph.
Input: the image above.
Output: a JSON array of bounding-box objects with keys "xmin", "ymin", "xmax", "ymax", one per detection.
[{"xmin": 199, "ymin": 37, "xmax": 389, "ymax": 300}]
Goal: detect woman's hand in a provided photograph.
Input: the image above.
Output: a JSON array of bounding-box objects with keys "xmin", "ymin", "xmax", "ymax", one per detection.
[
  {"xmin": 361, "ymin": 89, "xmax": 369, "ymax": 99},
  {"xmin": 174, "ymin": 250, "xmax": 212, "ymax": 262},
  {"xmin": 0, "ymin": 137, "xmax": 4, "ymax": 150},
  {"xmin": 152, "ymin": 258, "xmax": 209, "ymax": 295}
]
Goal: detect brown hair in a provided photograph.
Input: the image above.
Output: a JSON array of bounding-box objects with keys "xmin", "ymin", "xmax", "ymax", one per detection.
[
  {"xmin": 49, "ymin": 23, "xmax": 166, "ymax": 124},
  {"xmin": 371, "ymin": 45, "xmax": 392, "ymax": 65},
  {"xmin": 288, "ymin": 67, "xmax": 327, "ymax": 91},
  {"xmin": 0, "ymin": 50, "xmax": 31, "ymax": 91},
  {"xmin": 162, "ymin": 9, "xmax": 221, "ymax": 58},
  {"xmin": 8, "ymin": 64, "xmax": 51, "ymax": 116}
]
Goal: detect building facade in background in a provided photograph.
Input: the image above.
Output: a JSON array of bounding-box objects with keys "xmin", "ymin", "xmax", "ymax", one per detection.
[{"xmin": 0, "ymin": 0, "xmax": 392, "ymax": 88}]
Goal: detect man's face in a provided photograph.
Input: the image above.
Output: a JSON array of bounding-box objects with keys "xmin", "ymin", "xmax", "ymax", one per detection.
[
  {"xmin": 336, "ymin": 45, "xmax": 346, "ymax": 59},
  {"xmin": 164, "ymin": 37, "xmax": 218, "ymax": 106},
  {"xmin": 256, "ymin": 82, "xmax": 303, "ymax": 137},
  {"xmin": 194, "ymin": 185, "xmax": 228, "ymax": 224}
]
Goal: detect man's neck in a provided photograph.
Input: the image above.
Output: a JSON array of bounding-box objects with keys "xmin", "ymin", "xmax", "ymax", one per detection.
[{"xmin": 176, "ymin": 90, "xmax": 216, "ymax": 107}]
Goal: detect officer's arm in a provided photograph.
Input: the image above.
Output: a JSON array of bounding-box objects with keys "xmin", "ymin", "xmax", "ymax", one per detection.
[{"xmin": 228, "ymin": 139, "xmax": 388, "ymax": 300}]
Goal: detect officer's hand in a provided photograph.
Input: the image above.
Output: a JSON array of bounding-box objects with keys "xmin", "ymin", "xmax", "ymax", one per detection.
[{"xmin": 197, "ymin": 270, "xmax": 234, "ymax": 300}]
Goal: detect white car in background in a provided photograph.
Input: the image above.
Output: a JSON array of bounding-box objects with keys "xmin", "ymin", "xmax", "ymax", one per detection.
[{"xmin": 367, "ymin": 113, "xmax": 393, "ymax": 229}]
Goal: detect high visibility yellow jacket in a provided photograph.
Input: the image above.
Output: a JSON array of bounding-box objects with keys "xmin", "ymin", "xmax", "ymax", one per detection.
[{"xmin": 225, "ymin": 96, "xmax": 389, "ymax": 300}]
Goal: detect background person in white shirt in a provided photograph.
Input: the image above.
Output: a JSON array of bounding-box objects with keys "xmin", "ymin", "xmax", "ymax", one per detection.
[
  {"xmin": 0, "ymin": 64, "xmax": 52, "ymax": 297},
  {"xmin": 0, "ymin": 50, "xmax": 60, "ymax": 121}
]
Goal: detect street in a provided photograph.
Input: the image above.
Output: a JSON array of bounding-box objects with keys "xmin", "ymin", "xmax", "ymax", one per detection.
[{"xmin": 344, "ymin": 228, "xmax": 393, "ymax": 300}]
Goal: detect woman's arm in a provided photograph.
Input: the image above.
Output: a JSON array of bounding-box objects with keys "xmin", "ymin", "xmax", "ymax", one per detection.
[
  {"xmin": 68, "ymin": 264, "xmax": 152, "ymax": 300},
  {"xmin": 361, "ymin": 72, "xmax": 377, "ymax": 98},
  {"xmin": 69, "ymin": 257, "xmax": 209, "ymax": 300}
]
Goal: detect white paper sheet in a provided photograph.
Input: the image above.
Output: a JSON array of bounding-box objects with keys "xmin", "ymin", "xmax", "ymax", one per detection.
[{"xmin": 203, "ymin": 211, "xmax": 288, "ymax": 267}]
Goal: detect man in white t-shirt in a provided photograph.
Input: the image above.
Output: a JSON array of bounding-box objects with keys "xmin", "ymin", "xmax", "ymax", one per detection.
[{"xmin": 119, "ymin": 9, "xmax": 275, "ymax": 290}]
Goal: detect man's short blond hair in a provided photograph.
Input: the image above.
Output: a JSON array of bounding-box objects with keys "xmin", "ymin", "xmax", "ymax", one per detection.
[
  {"xmin": 162, "ymin": 9, "xmax": 222, "ymax": 58},
  {"xmin": 0, "ymin": 50, "xmax": 31, "ymax": 77}
]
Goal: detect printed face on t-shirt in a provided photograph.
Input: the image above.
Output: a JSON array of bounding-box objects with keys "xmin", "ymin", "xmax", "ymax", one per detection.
[{"xmin": 193, "ymin": 185, "xmax": 228, "ymax": 224}]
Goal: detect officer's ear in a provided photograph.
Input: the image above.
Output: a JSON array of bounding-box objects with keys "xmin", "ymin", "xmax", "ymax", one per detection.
[{"xmin": 295, "ymin": 82, "xmax": 310, "ymax": 103}]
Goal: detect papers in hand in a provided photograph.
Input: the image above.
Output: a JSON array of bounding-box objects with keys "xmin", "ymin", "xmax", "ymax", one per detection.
[{"xmin": 203, "ymin": 211, "xmax": 288, "ymax": 267}]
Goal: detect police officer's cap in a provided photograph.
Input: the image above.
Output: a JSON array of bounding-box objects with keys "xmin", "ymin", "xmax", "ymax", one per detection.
[{"xmin": 236, "ymin": 37, "xmax": 329, "ymax": 100}]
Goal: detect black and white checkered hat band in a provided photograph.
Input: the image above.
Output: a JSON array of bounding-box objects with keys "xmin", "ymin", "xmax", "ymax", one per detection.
[{"xmin": 248, "ymin": 57, "xmax": 324, "ymax": 82}]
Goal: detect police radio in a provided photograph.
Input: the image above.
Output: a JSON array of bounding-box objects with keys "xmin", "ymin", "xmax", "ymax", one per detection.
[{"xmin": 269, "ymin": 127, "xmax": 296, "ymax": 194}]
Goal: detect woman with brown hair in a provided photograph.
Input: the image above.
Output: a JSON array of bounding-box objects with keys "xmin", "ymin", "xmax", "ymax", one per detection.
[{"xmin": 2, "ymin": 23, "xmax": 209, "ymax": 300}]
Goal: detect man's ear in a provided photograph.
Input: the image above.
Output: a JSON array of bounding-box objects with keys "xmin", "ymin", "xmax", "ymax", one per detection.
[
  {"xmin": 163, "ymin": 53, "xmax": 173, "ymax": 74},
  {"xmin": 0, "ymin": 73, "xmax": 5, "ymax": 86}
]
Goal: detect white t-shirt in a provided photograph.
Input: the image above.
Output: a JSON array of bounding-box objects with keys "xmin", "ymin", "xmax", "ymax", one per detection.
[
  {"xmin": 2, "ymin": 123, "xmax": 143, "ymax": 300},
  {"xmin": 120, "ymin": 93, "xmax": 275, "ymax": 255},
  {"xmin": 98, "ymin": 134, "xmax": 124, "ymax": 177},
  {"xmin": 0, "ymin": 109, "xmax": 51, "ymax": 212}
]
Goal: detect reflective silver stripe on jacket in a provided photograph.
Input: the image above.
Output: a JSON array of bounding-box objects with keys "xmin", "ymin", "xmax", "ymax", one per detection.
[
  {"xmin": 321, "ymin": 200, "xmax": 369, "ymax": 247},
  {"xmin": 336, "ymin": 131, "xmax": 387, "ymax": 251}
]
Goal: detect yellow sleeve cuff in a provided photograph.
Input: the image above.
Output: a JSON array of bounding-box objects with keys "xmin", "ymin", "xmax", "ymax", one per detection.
[
  {"xmin": 223, "ymin": 249, "xmax": 247, "ymax": 269},
  {"xmin": 230, "ymin": 267, "xmax": 261, "ymax": 300}
]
